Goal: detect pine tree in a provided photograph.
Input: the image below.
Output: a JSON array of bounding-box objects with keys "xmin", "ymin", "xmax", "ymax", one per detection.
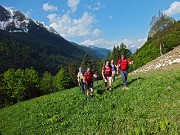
[
  {"xmin": 119, "ymin": 43, "xmax": 132, "ymax": 58},
  {"xmin": 81, "ymin": 54, "xmax": 92, "ymax": 70},
  {"xmin": 114, "ymin": 46, "xmax": 120, "ymax": 63},
  {"xmin": 67, "ymin": 62, "xmax": 78, "ymax": 86}
]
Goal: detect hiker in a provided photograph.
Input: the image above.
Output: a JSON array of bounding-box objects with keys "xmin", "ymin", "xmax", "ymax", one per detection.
[
  {"xmin": 77, "ymin": 67, "xmax": 85, "ymax": 94},
  {"xmin": 102, "ymin": 60, "xmax": 113, "ymax": 91},
  {"xmin": 117, "ymin": 54, "xmax": 133, "ymax": 87},
  {"xmin": 83, "ymin": 67, "xmax": 97, "ymax": 97},
  {"xmin": 110, "ymin": 60, "xmax": 116, "ymax": 82}
]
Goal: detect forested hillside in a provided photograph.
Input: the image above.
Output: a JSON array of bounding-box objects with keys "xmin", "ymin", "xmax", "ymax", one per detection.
[
  {"xmin": 0, "ymin": 30, "xmax": 86, "ymax": 75},
  {"xmin": 131, "ymin": 16, "xmax": 180, "ymax": 69}
]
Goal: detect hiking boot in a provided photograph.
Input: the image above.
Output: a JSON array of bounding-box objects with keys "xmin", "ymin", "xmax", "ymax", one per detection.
[{"xmin": 82, "ymin": 90, "xmax": 85, "ymax": 94}]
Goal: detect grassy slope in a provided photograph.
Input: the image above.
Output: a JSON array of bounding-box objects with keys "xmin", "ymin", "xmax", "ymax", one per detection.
[{"xmin": 0, "ymin": 66, "xmax": 180, "ymax": 135}]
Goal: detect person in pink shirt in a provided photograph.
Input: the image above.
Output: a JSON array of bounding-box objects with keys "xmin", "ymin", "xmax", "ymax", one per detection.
[{"xmin": 102, "ymin": 60, "xmax": 113, "ymax": 91}]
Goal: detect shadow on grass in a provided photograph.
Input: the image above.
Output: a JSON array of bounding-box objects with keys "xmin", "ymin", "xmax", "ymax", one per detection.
[
  {"xmin": 94, "ymin": 82, "xmax": 106, "ymax": 95},
  {"xmin": 96, "ymin": 89, "xmax": 105, "ymax": 95},
  {"xmin": 94, "ymin": 77, "xmax": 144, "ymax": 95},
  {"xmin": 111, "ymin": 77, "xmax": 144, "ymax": 90},
  {"xmin": 127, "ymin": 77, "xmax": 144, "ymax": 85}
]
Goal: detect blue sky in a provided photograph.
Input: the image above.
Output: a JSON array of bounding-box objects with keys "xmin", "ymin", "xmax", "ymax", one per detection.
[{"xmin": 1, "ymin": 0, "xmax": 180, "ymax": 52}]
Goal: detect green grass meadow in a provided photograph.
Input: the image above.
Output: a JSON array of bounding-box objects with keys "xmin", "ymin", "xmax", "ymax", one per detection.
[{"xmin": 0, "ymin": 67, "xmax": 180, "ymax": 135}]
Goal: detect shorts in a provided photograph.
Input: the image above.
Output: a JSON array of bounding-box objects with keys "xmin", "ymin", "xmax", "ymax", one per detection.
[
  {"xmin": 85, "ymin": 83, "xmax": 93, "ymax": 90},
  {"xmin": 104, "ymin": 76, "xmax": 112, "ymax": 82},
  {"xmin": 112, "ymin": 71, "xmax": 116, "ymax": 76}
]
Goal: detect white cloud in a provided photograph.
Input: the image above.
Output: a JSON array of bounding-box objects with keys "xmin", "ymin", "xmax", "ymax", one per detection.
[
  {"xmin": 25, "ymin": 11, "xmax": 31, "ymax": 17},
  {"xmin": 67, "ymin": 0, "xmax": 80, "ymax": 13},
  {"xmin": 47, "ymin": 12, "xmax": 95, "ymax": 38},
  {"xmin": 3, "ymin": 6, "xmax": 14, "ymax": 11},
  {"xmin": 43, "ymin": 3, "xmax": 58, "ymax": 11},
  {"xmin": 121, "ymin": 38, "xmax": 147, "ymax": 52},
  {"xmin": 80, "ymin": 38, "xmax": 118, "ymax": 49},
  {"xmin": 163, "ymin": 1, "xmax": 180, "ymax": 16},
  {"xmin": 108, "ymin": 16, "xmax": 112, "ymax": 20},
  {"xmin": 25, "ymin": 9, "xmax": 33, "ymax": 17},
  {"xmin": 80, "ymin": 37, "xmax": 147, "ymax": 52},
  {"xmin": 87, "ymin": 2, "xmax": 105, "ymax": 11},
  {"xmin": 92, "ymin": 28, "xmax": 101, "ymax": 36}
]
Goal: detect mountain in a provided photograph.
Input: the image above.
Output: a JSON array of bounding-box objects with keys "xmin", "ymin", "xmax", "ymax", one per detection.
[
  {"xmin": 87, "ymin": 46, "xmax": 111, "ymax": 59},
  {"xmin": 0, "ymin": 5, "xmax": 59, "ymax": 34},
  {"xmin": 71, "ymin": 42, "xmax": 111, "ymax": 59},
  {"xmin": 0, "ymin": 5, "xmax": 108, "ymax": 75}
]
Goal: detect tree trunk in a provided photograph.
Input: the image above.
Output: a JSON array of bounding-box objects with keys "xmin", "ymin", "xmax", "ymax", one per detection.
[{"xmin": 160, "ymin": 43, "xmax": 163, "ymax": 56}]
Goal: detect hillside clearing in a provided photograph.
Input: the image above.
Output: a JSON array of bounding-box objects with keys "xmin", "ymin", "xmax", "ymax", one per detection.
[{"xmin": 0, "ymin": 66, "xmax": 180, "ymax": 135}]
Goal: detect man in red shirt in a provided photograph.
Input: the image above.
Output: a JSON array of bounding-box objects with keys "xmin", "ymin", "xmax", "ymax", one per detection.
[
  {"xmin": 117, "ymin": 54, "xmax": 133, "ymax": 87},
  {"xmin": 83, "ymin": 67, "xmax": 97, "ymax": 97}
]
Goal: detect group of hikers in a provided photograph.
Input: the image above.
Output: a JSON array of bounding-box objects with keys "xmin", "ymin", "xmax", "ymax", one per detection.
[{"xmin": 77, "ymin": 54, "xmax": 133, "ymax": 97}]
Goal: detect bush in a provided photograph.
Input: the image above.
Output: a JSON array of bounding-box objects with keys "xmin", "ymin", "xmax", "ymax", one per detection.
[
  {"xmin": 40, "ymin": 71, "xmax": 54, "ymax": 94},
  {"xmin": 1, "ymin": 68, "xmax": 40, "ymax": 106},
  {"xmin": 0, "ymin": 67, "xmax": 75, "ymax": 108},
  {"xmin": 54, "ymin": 68, "xmax": 72, "ymax": 91},
  {"xmin": 23, "ymin": 68, "xmax": 40, "ymax": 99}
]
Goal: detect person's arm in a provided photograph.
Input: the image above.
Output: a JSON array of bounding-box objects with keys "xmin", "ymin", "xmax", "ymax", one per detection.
[
  {"xmin": 77, "ymin": 73, "xmax": 80, "ymax": 85},
  {"xmin": 93, "ymin": 74, "xmax": 97, "ymax": 78},
  {"xmin": 102, "ymin": 68, "xmax": 105, "ymax": 79},
  {"xmin": 83, "ymin": 72, "xmax": 86, "ymax": 83},
  {"xmin": 117, "ymin": 60, "xmax": 120, "ymax": 74},
  {"xmin": 128, "ymin": 59, "xmax": 133, "ymax": 64}
]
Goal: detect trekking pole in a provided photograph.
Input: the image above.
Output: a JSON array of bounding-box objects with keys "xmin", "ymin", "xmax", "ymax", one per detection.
[{"xmin": 132, "ymin": 64, "xmax": 140, "ymax": 83}]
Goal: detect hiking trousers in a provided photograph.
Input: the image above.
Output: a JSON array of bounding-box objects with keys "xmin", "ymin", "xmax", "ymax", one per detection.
[
  {"xmin": 120, "ymin": 70, "xmax": 128, "ymax": 85},
  {"xmin": 80, "ymin": 81, "xmax": 85, "ymax": 92}
]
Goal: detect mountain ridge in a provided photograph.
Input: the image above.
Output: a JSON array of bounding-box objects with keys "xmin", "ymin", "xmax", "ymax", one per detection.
[
  {"xmin": 0, "ymin": 5, "xmax": 60, "ymax": 35},
  {"xmin": 0, "ymin": 5, "xmax": 109, "ymax": 75}
]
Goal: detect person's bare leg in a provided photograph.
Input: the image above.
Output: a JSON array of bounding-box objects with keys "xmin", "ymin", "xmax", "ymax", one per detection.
[
  {"xmin": 105, "ymin": 82, "xmax": 108, "ymax": 91},
  {"xmin": 90, "ymin": 88, "xmax": 94, "ymax": 96},
  {"xmin": 86, "ymin": 90, "xmax": 90, "ymax": 97},
  {"xmin": 109, "ymin": 77, "xmax": 112, "ymax": 91}
]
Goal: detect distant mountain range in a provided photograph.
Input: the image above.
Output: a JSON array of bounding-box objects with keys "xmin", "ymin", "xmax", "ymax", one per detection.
[
  {"xmin": 0, "ymin": 5, "xmax": 59, "ymax": 34},
  {"xmin": 0, "ymin": 5, "xmax": 110, "ymax": 74},
  {"xmin": 72, "ymin": 42, "xmax": 111, "ymax": 59}
]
